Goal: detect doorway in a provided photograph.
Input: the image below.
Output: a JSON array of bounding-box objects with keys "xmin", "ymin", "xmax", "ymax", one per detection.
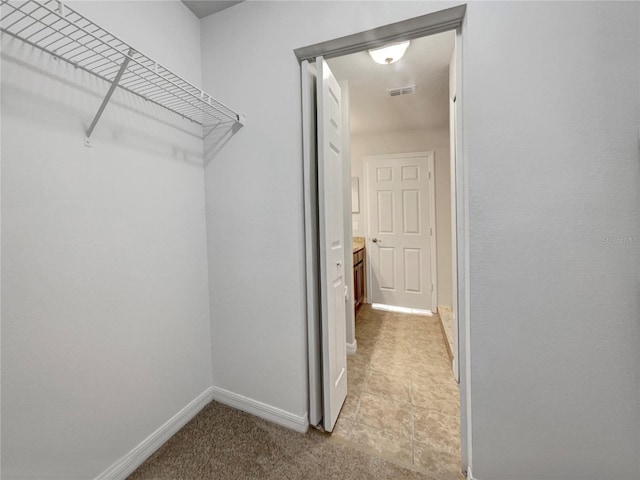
[
  {"xmin": 297, "ymin": 4, "xmax": 469, "ymax": 478},
  {"xmin": 326, "ymin": 31, "xmax": 459, "ymax": 479}
]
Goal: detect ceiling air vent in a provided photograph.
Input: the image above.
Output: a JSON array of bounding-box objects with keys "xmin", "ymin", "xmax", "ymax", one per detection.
[{"xmin": 387, "ymin": 84, "xmax": 417, "ymax": 97}]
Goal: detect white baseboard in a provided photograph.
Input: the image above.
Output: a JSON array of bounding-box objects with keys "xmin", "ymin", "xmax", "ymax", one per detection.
[
  {"xmin": 210, "ymin": 385, "xmax": 309, "ymax": 433},
  {"xmin": 346, "ymin": 339, "xmax": 357, "ymax": 355},
  {"xmin": 467, "ymin": 466, "xmax": 476, "ymax": 480},
  {"xmin": 95, "ymin": 386, "xmax": 214, "ymax": 480}
]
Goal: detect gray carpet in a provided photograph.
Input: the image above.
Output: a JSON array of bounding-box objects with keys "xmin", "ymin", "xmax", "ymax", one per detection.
[{"xmin": 127, "ymin": 401, "xmax": 434, "ymax": 480}]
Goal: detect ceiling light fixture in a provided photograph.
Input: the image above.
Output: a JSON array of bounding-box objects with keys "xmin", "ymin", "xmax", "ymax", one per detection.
[{"xmin": 368, "ymin": 41, "xmax": 410, "ymax": 65}]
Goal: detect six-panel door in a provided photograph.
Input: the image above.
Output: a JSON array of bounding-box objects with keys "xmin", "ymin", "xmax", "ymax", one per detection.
[{"xmin": 366, "ymin": 153, "xmax": 434, "ymax": 311}]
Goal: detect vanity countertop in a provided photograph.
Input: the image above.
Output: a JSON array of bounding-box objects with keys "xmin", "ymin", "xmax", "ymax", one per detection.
[{"xmin": 353, "ymin": 237, "xmax": 365, "ymax": 253}]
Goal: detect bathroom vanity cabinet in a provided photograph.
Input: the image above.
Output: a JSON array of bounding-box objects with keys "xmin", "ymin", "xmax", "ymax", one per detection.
[{"xmin": 353, "ymin": 245, "xmax": 366, "ymax": 314}]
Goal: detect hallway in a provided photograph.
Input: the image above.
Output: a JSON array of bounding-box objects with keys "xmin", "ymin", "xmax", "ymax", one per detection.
[{"xmin": 332, "ymin": 305, "xmax": 462, "ymax": 480}]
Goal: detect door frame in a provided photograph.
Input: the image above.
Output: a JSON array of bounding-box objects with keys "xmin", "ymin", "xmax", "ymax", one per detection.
[
  {"xmin": 297, "ymin": 4, "xmax": 471, "ymax": 474},
  {"xmin": 363, "ymin": 152, "xmax": 438, "ymax": 312}
]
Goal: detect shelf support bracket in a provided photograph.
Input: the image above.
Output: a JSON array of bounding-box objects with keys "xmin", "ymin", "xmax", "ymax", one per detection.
[{"xmin": 84, "ymin": 48, "xmax": 135, "ymax": 147}]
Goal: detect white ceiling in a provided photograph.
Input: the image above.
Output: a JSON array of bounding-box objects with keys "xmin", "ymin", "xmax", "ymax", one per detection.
[
  {"xmin": 327, "ymin": 31, "xmax": 455, "ymax": 136},
  {"xmin": 182, "ymin": 1, "xmax": 243, "ymax": 18}
]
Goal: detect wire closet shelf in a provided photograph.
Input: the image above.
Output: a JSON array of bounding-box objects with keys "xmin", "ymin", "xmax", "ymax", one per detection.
[{"xmin": 0, "ymin": 0, "xmax": 244, "ymax": 140}]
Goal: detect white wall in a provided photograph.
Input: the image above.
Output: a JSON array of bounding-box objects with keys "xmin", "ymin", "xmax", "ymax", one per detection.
[
  {"xmin": 465, "ymin": 3, "xmax": 639, "ymax": 479},
  {"xmin": 351, "ymin": 128, "xmax": 452, "ymax": 308},
  {"xmin": 1, "ymin": 2, "xmax": 213, "ymax": 478},
  {"xmin": 200, "ymin": 2, "xmax": 640, "ymax": 479}
]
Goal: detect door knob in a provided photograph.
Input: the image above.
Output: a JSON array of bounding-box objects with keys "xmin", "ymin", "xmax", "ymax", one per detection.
[
  {"xmin": 372, "ymin": 238, "xmax": 382, "ymax": 243},
  {"xmin": 336, "ymin": 261, "xmax": 342, "ymax": 267}
]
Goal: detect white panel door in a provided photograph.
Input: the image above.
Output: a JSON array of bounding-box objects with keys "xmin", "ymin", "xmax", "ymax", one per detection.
[
  {"xmin": 301, "ymin": 60, "xmax": 322, "ymax": 426},
  {"xmin": 317, "ymin": 57, "xmax": 347, "ymax": 432},
  {"xmin": 366, "ymin": 153, "xmax": 434, "ymax": 310}
]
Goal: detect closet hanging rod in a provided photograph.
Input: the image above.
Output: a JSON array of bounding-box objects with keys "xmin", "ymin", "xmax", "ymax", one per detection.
[{"xmin": 0, "ymin": 0, "xmax": 244, "ymax": 143}]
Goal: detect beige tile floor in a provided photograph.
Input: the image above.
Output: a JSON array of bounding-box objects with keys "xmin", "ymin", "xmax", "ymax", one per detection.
[{"xmin": 333, "ymin": 304, "xmax": 463, "ymax": 480}]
